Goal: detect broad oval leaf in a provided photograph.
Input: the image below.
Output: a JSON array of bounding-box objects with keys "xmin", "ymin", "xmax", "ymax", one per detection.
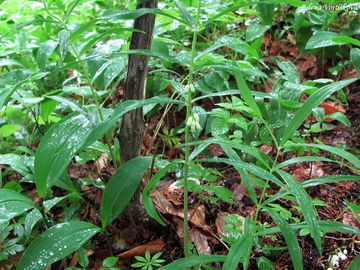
[
  {"xmin": 0, "ymin": 189, "xmax": 35, "ymax": 224},
  {"xmin": 157, "ymin": 255, "xmax": 226, "ymax": 270},
  {"xmin": 280, "ymin": 78, "xmax": 358, "ymax": 146},
  {"xmin": 17, "ymin": 221, "xmax": 100, "ymax": 270},
  {"xmin": 34, "ymin": 113, "xmax": 93, "ymax": 198},
  {"xmin": 267, "ymin": 208, "xmax": 303, "ymax": 270},
  {"xmin": 100, "ymin": 156, "xmax": 152, "ymax": 228},
  {"xmin": 305, "ymin": 31, "xmax": 341, "ymax": 50}
]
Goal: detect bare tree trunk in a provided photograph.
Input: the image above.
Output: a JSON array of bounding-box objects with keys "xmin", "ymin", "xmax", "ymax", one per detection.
[
  {"xmin": 119, "ymin": 0, "xmax": 157, "ymax": 163},
  {"xmin": 119, "ymin": 0, "xmax": 157, "ymax": 225}
]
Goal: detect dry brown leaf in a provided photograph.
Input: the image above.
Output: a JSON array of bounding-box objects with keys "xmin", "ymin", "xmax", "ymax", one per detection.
[
  {"xmin": 342, "ymin": 212, "xmax": 360, "ymax": 229},
  {"xmin": 117, "ymin": 239, "xmax": 165, "ymax": 259},
  {"xmin": 189, "ymin": 228, "xmax": 211, "ymax": 255},
  {"xmin": 152, "ymin": 189, "xmax": 207, "ymax": 228},
  {"xmin": 292, "ymin": 163, "xmax": 325, "ymax": 181}
]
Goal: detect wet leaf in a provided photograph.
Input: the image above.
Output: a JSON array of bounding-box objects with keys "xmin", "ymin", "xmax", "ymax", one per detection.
[
  {"xmin": 0, "ymin": 189, "xmax": 35, "ymax": 224},
  {"xmin": 17, "ymin": 221, "xmax": 100, "ymax": 270},
  {"xmin": 34, "ymin": 113, "xmax": 93, "ymax": 198}
]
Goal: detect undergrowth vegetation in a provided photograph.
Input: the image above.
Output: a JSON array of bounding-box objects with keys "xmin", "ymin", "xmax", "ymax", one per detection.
[{"xmin": 0, "ymin": 0, "xmax": 359, "ymax": 269}]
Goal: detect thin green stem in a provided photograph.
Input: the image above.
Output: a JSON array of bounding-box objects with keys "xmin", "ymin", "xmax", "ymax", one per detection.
[{"xmin": 183, "ymin": 0, "xmax": 202, "ymax": 258}]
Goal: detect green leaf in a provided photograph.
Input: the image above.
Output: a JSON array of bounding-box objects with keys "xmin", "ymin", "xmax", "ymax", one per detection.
[
  {"xmin": 256, "ymin": 0, "xmax": 274, "ymax": 25},
  {"xmin": 0, "ymin": 58, "xmax": 23, "ymax": 67},
  {"xmin": 100, "ymin": 157, "xmax": 152, "ymax": 228},
  {"xmin": 174, "ymin": 0, "xmax": 195, "ymax": 26},
  {"xmin": 157, "ymin": 255, "xmax": 226, "ymax": 270},
  {"xmin": 278, "ymin": 170, "xmax": 322, "ymax": 254},
  {"xmin": 142, "ymin": 162, "xmax": 179, "ymax": 226},
  {"xmin": 24, "ymin": 209, "xmax": 42, "ymax": 237},
  {"xmin": 305, "ymin": 31, "xmax": 341, "ymax": 50},
  {"xmin": 17, "ymin": 221, "xmax": 100, "ymax": 270},
  {"xmin": 246, "ymin": 25, "xmax": 270, "ymax": 42},
  {"xmin": 266, "ymin": 208, "xmax": 303, "ymax": 270},
  {"xmin": 0, "ymin": 73, "xmax": 48, "ymax": 110},
  {"xmin": 350, "ymin": 48, "xmax": 360, "ymax": 76},
  {"xmin": 0, "ymin": 189, "xmax": 35, "ymax": 224},
  {"xmin": 344, "ymin": 200, "xmax": 360, "ymax": 222},
  {"xmin": 34, "ymin": 113, "xmax": 93, "ymax": 198},
  {"xmin": 234, "ymin": 73, "xmax": 262, "ymax": 118},
  {"xmin": 36, "ymin": 40, "xmax": 59, "ymax": 70},
  {"xmin": 265, "ymin": 175, "xmax": 360, "ymax": 204},
  {"xmin": 64, "ymin": 0, "xmax": 82, "ymax": 22},
  {"xmin": 280, "ymin": 78, "xmax": 358, "ymax": 146},
  {"xmin": 326, "ymin": 112, "xmax": 350, "ymax": 126},
  {"xmin": 347, "ymin": 254, "xmax": 360, "ymax": 270},
  {"xmin": 203, "ymin": 157, "xmax": 286, "ymax": 190},
  {"xmin": 278, "ymin": 156, "xmax": 338, "ymax": 168},
  {"xmin": 222, "ymin": 234, "xmax": 252, "ymax": 270},
  {"xmin": 102, "ymin": 256, "xmax": 118, "ymax": 268},
  {"xmin": 0, "ymin": 154, "xmax": 33, "ymax": 176},
  {"xmin": 332, "ymin": 36, "xmax": 360, "ymax": 47},
  {"xmin": 276, "ymin": 60, "xmax": 300, "ymax": 84},
  {"xmin": 295, "ymin": 143, "xmax": 360, "ymax": 169},
  {"xmin": 46, "ymin": 95, "xmax": 86, "ymax": 115},
  {"xmin": 82, "ymin": 97, "xmax": 181, "ymax": 149},
  {"xmin": 257, "ymin": 220, "xmax": 360, "ymax": 236},
  {"xmin": 221, "ymin": 144, "xmax": 258, "ymax": 204}
]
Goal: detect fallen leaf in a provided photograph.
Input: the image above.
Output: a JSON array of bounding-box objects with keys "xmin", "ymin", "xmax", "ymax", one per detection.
[
  {"xmin": 151, "ymin": 191, "xmax": 208, "ymax": 228},
  {"xmin": 189, "ymin": 228, "xmax": 211, "ymax": 255},
  {"xmin": 342, "ymin": 212, "xmax": 360, "ymax": 229},
  {"xmin": 117, "ymin": 239, "xmax": 165, "ymax": 259}
]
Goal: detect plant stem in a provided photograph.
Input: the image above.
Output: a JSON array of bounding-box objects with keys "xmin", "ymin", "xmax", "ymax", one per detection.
[{"xmin": 183, "ymin": 0, "xmax": 201, "ymax": 258}]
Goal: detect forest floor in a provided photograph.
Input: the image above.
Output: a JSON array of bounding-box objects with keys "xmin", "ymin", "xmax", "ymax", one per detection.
[{"xmin": 58, "ymin": 33, "xmax": 360, "ymax": 270}]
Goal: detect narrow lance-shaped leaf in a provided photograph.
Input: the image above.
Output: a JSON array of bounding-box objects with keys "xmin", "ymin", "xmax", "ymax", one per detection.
[
  {"xmin": 100, "ymin": 156, "xmax": 152, "ymax": 229},
  {"xmin": 157, "ymin": 255, "xmax": 226, "ymax": 270},
  {"xmin": 234, "ymin": 72, "xmax": 262, "ymax": 118},
  {"xmin": 142, "ymin": 162, "xmax": 180, "ymax": 226},
  {"xmin": 278, "ymin": 170, "xmax": 322, "ymax": 254},
  {"xmin": 0, "ymin": 190, "xmax": 35, "ymax": 224},
  {"xmin": 265, "ymin": 175, "xmax": 360, "ymax": 204},
  {"xmin": 34, "ymin": 113, "xmax": 93, "ymax": 197},
  {"xmin": 222, "ymin": 234, "xmax": 252, "ymax": 270},
  {"xmin": 295, "ymin": 143, "xmax": 360, "ymax": 169},
  {"xmin": 281, "ymin": 78, "xmax": 358, "ymax": 146},
  {"xmin": 174, "ymin": 0, "xmax": 195, "ymax": 26},
  {"xmin": 221, "ymin": 144, "xmax": 258, "ymax": 204},
  {"xmin": 82, "ymin": 97, "xmax": 182, "ymax": 149},
  {"xmin": 266, "ymin": 207, "xmax": 303, "ymax": 270},
  {"xmin": 0, "ymin": 72, "xmax": 48, "ymax": 110},
  {"xmin": 257, "ymin": 220, "xmax": 360, "ymax": 236},
  {"xmin": 17, "ymin": 221, "xmax": 100, "ymax": 270},
  {"xmin": 36, "ymin": 40, "xmax": 59, "ymax": 70}
]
